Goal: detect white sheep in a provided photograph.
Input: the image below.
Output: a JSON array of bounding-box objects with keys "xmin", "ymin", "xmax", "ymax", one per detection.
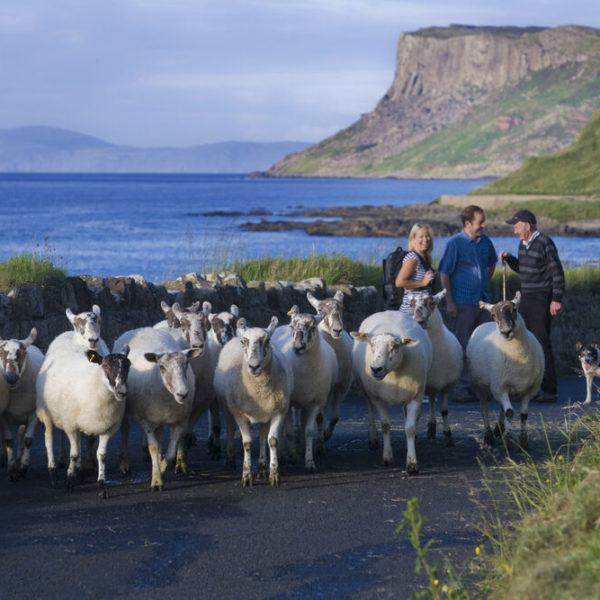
[
  {"xmin": 203, "ymin": 301, "xmax": 240, "ymax": 459},
  {"xmin": 306, "ymin": 291, "xmax": 353, "ymax": 441},
  {"xmin": 213, "ymin": 316, "xmax": 292, "ymax": 486},
  {"xmin": 113, "ymin": 327, "xmax": 200, "ymax": 490},
  {"xmin": 35, "ymin": 344, "xmax": 131, "ymax": 498},
  {"xmin": 0, "ymin": 328, "xmax": 45, "ymax": 480},
  {"xmin": 466, "ymin": 292, "xmax": 544, "ymax": 448},
  {"xmin": 409, "ymin": 290, "xmax": 463, "ymax": 446},
  {"xmin": 351, "ymin": 310, "xmax": 431, "ymax": 473}
]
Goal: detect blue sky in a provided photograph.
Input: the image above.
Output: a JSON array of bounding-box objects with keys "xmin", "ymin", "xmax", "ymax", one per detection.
[{"xmin": 1, "ymin": 1, "xmax": 598, "ymax": 147}]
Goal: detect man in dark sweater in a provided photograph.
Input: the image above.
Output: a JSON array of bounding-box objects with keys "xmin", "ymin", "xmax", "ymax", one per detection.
[{"xmin": 499, "ymin": 209, "xmax": 565, "ymax": 402}]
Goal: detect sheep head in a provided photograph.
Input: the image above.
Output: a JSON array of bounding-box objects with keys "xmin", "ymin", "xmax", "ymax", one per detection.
[
  {"xmin": 307, "ymin": 290, "xmax": 345, "ymax": 339},
  {"xmin": 288, "ymin": 311, "xmax": 324, "ymax": 355},
  {"xmin": 0, "ymin": 328, "xmax": 37, "ymax": 388},
  {"xmin": 172, "ymin": 303, "xmax": 210, "ymax": 353},
  {"xmin": 351, "ymin": 331, "xmax": 418, "ymax": 380},
  {"xmin": 144, "ymin": 348, "xmax": 201, "ymax": 404},
  {"xmin": 209, "ymin": 304, "xmax": 240, "ymax": 346},
  {"xmin": 480, "ymin": 292, "xmax": 522, "ymax": 340},
  {"xmin": 66, "ymin": 305, "xmax": 102, "ymax": 350},
  {"xmin": 87, "ymin": 345, "xmax": 131, "ymax": 402},
  {"xmin": 240, "ymin": 316, "xmax": 278, "ymax": 377}
]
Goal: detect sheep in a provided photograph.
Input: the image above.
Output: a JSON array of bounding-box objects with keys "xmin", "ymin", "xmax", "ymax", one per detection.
[
  {"xmin": 35, "ymin": 344, "xmax": 131, "ymax": 498},
  {"xmin": 576, "ymin": 341, "xmax": 599, "ymax": 405},
  {"xmin": 466, "ymin": 292, "xmax": 544, "ymax": 449},
  {"xmin": 113, "ymin": 327, "xmax": 200, "ymax": 491},
  {"xmin": 272, "ymin": 306, "xmax": 338, "ymax": 472},
  {"xmin": 153, "ymin": 300, "xmax": 202, "ymax": 347},
  {"xmin": 306, "ymin": 291, "xmax": 353, "ymax": 441},
  {"xmin": 213, "ymin": 316, "xmax": 292, "ymax": 486},
  {"xmin": 0, "ymin": 328, "xmax": 45, "ymax": 480},
  {"xmin": 351, "ymin": 310, "xmax": 431, "ymax": 474},
  {"xmin": 203, "ymin": 301, "xmax": 240, "ymax": 459},
  {"xmin": 409, "ymin": 290, "xmax": 463, "ymax": 446}
]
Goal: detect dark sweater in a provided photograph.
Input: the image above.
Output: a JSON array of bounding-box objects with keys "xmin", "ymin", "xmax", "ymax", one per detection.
[{"xmin": 505, "ymin": 233, "xmax": 565, "ymax": 302}]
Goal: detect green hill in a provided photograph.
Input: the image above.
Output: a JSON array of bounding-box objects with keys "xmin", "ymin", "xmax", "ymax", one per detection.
[{"xmin": 471, "ymin": 108, "xmax": 600, "ymax": 195}]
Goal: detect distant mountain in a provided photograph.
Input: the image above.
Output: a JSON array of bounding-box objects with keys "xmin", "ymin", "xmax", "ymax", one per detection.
[
  {"xmin": 471, "ymin": 107, "xmax": 600, "ymax": 195},
  {"xmin": 0, "ymin": 126, "xmax": 312, "ymax": 173},
  {"xmin": 266, "ymin": 25, "xmax": 600, "ymax": 179}
]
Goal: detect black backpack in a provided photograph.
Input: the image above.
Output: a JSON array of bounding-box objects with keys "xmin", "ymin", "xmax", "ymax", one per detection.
[{"xmin": 382, "ymin": 246, "xmax": 430, "ymax": 310}]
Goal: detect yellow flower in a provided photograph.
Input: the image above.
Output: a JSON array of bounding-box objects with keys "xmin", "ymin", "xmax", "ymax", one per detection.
[
  {"xmin": 504, "ymin": 564, "xmax": 512, "ymax": 573},
  {"xmin": 433, "ymin": 579, "xmax": 439, "ymax": 586},
  {"xmin": 545, "ymin": 478, "xmax": 550, "ymax": 484},
  {"xmin": 442, "ymin": 585, "xmax": 449, "ymax": 593},
  {"xmin": 558, "ymin": 455, "xmax": 564, "ymax": 461},
  {"xmin": 475, "ymin": 546, "xmax": 481, "ymax": 555}
]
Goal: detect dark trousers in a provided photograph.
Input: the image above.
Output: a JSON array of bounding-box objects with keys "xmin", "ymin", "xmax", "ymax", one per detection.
[
  {"xmin": 452, "ymin": 304, "xmax": 492, "ymax": 393},
  {"xmin": 519, "ymin": 292, "xmax": 557, "ymax": 394}
]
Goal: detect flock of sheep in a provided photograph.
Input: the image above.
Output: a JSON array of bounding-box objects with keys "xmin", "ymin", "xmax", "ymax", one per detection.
[{"xmin": 0, "ymin": 288, "xmax": 560, "ymax": 497}]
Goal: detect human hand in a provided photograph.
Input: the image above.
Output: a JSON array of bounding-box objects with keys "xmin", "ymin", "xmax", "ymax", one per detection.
[
  {"xmin": 423, "ymin": 270, "xmax": 436, "ymax": 285},
  {"xmin": 550, "ymin": 301, "xmax": 562, "ymax": 316},
  {"xmin": 446, "ymin": 299, "xmax": 457, "ymax": 319},
  {"xmin": 498, "ymin": 250, "xmax": 509, "ymax": 263}
]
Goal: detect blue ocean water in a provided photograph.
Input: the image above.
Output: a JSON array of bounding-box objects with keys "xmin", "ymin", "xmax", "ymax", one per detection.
[{"xmin": 1, "ymin": 173, "xmax": 597, "ymax": 284}]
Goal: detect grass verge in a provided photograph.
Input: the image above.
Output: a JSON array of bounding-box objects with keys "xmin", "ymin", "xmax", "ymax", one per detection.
[{"xmin": 0, "ymin": 249, "xmax": 66, "ymax": 292}]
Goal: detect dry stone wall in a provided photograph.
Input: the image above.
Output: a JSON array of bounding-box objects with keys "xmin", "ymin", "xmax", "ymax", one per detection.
[{"xmin": 0, "ymin": 273, "xmax": 596, "ymax": 376}]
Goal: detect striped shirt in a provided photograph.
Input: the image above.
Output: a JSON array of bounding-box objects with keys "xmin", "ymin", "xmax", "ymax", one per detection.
[
  {"xmin": 438, "ymin": 231, "xmax": 497, "ymax": 305},
  {"xmin": 399, "ymin": 251, "xmax": 431, "ymax": 314},
  {"xmin": 505, "ymin": 232, "xmax": 565, "ymax": 302}
]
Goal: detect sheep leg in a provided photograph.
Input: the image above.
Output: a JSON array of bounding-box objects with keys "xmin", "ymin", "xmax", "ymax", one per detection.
[
  {"xmin": 41, "ymin": 419, "xmax": 57, "ymax": 486},
  {"xmin": 166, "ymin": 425, "xmax": 185, "ymax": 475},
  {"xmin": 0, "ymin": 418, "xmax": 17, "ymax": 481},
  {"xmin": 96, "ymin": 434, "xmax": 110, "ymax": 499},
  {"xmin": 366, "ymin": 397, "xmax": 379, "ymax": 450},
  {"xmin": 405, "ymin": 400, "xmax": 420, "ymax": 475},
  {"xmin": 65, "ymin": 430, "xmax": 81, "ymax": 492},
  {"xmin": 268, "ymin": 415, "xmax": 285, "ymax": 487},
  {"xmin": 237, "ymin": 417, "xmax": 253, "ymax": 487},
  {"xmin": 315, "ymin": 411, "xmax": 325, "ymax": 457},
  {"xmin": 119, "ymin": 417, "xmax": 131, "ymax": 476},
  {"xmin": 494, "ymin": 392, "xmax": 514, "ymax": 444},
  {"xmin": 257, "ymin": 423, "xmax": 268, "ymax": 479},
  {"xmin": 18, "ymin": 415, "xmax": 39, "ymax": 475},
  {"xmin": 140, "ymin": 423, "xmax": 163, "ymax": 491},
  {"xmin": 58, "ymin": 431, "xmax": 68, "ymax": 468},
  {"xmin": 302, "ymin": 404, "xmax": 321, "ymax": 473},
  {"xmin": 371, "ymin": 400, "xmax": 394, "ymax": 467},
  {"xmin": 207, "ymin": 399, "xmax": 222, "ymax": 460},
  {"xmin": 519, "ymin": 396, "xmax": 532, "ymax": 450},
  {"xmin": 479, "ymin": 395, "xmax": 495, "ymax": 446},
  {"xmin": 324, "ymin": 391, "xmax": 342, "ymax": 441},
  {"xmin": 425, "ymin": 390, "xmax": 437, "ymax": 439}
]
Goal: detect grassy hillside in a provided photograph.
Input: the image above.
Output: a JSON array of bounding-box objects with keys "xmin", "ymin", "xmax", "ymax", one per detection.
[{"xmin": 471, "ymin": 108, "xmax": 600, "ymax": 195}]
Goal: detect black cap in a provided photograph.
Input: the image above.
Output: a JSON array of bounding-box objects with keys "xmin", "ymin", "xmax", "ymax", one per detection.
[{"xmin": 506, "ymin": 209, "xmax": 536, "ymax": 225}]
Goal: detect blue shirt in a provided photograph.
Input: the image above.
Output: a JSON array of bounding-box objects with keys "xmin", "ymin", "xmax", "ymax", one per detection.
[{"xmin": 438, "ymin": 231, "xmax": 497, "ymax": 305}]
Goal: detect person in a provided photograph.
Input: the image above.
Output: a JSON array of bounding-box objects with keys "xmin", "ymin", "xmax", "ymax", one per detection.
[
  {"xmin": 438, "ymin": 205, "xmax": 497, "ymax": 401},
  {"xmin": 499, "ymin": 209, "xmax": 565, "ymax": 402},
  {"xmin": 395, "ymin": 222, "xmax": 437, "ymax": 314}
]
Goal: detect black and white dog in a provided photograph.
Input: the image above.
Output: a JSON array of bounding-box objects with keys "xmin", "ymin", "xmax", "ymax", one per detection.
[{"xmin": 576, "ymin": 341, "xmax": 599, "ymax": 405}]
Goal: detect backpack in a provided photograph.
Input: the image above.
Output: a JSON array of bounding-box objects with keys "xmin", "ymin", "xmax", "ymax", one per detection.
[{"xmin": 382, "ymin": 246, "xmax": 430, "ymax": 310}]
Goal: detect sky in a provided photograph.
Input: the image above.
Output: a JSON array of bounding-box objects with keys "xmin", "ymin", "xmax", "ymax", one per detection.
[{"xmin": 1, "ymin": 0, "xmax": 598, "ymax": 148}]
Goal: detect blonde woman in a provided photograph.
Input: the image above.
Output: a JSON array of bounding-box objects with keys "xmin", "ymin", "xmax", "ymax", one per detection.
[{"xmin": 395, "ymin": 223, "xmax": 436, "ymax": 314}]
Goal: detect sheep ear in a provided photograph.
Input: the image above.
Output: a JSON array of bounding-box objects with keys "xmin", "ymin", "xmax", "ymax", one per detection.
[
  {"xmin": 66, "ymin": 307, "xmax": 76, "ymax": 324},
  {"xmin": 120, "ymin": 344, "xmax": 130, "ymax": 358},
  {"xmin": 144, "ymin": 352, "xmax": 159, "ymax": 363},
  {"xmin": 86, "ymin": 350, "xmax": 103, "ymax": 365},
  {"xmin": 401, "ymin": 337, "xmax": 419, "ymax": 347},
  {"xmin": 512, "ymin": 291, "xmax": 521, "ymax": 309},
  {"xmin": 333, "ymin": 290, "xmax": 344, "ymax": 303},
  {"xmin": 184, "ymin": 348, "xmax": 202, "ymax": 360},
  {"xmin": 434, "ymin": 289, "xmax": 446, "ymax": 304},
  {"xmin": 92, "ymin": 305, "xmax": 102, "ymax": 318},
  {"xmin": 230, "ymin": 305, "xmax": 240, "ymax": 318},
  {"xmin": 172, "ymin": 302, "xmax": 183, "ymax": 317},
  {"xmin": 266, "ymin": 316, "xmax": 279, "ymax": 336},
  {"xmin": 202, "ymin": 301, "xmax": 212, "ymax": 317},
  {"xmin": 306, "ymin": 292, "xmax": 319, "ymax": 310},
  {"xmin": 287, "ymin": 305, "xmax": 299, "ymax": 317},
  {"xmin": 236, "ymin": 318, "xmax": 248, "ymax": 335},
  {"xmin": 24, "ymin": 328, "xmax": 37, "ymax": 347},
  {"xmin": 160, "ymin": 300, "xmax": 171, "ymax": 315},
  {"xmin": 350, "ymin": 331, "xmax": 369, "ymax": 343},
  {"xmin": 479, "ymin": 301, "xmax": 493, "ymax": 313}
]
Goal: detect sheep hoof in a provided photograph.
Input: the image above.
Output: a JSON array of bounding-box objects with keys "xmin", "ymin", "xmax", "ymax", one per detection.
[
  {"xmin": 427, "ymin": 421, "xmax": 437, "ymax": 439},
  {"xmin": 48, "ymin": 467, "xmax": 58, "ymax": 487},
  {"xmin": 269, "ymin": 471, "xmax": 280, "ymax": 487},
  {"xmin": 242, "ymin": 473, "xmax": 253, "ymax": 487},
  {"xmin": 494, "ymin": 422, "xmax": 505, "ymax": 438},
  {"xmin": 382, "ymin": 457, "xmax": 395, "ymax": 468},
  {"xmin": 97, "ymin": 480, "xmax": 108, "ymax": 499},
  {"xmin": 159, "ymin": 458, "xmax": 168, "ymax": 475},
  {"xmin": 406, "ymin": 461, "xmax": 419, "ymax": 475},
  {"xmin": 484, "ymin": 428, "xmax": 495, "ymax": 446},
  {"xmin": 304, "ymin": 462, "xmax": 317, "ymax": 474},
  {"xmin": 443, "ymin": 430, "xmax": 454, "ymax": 447},
  {"xmin": 257, "ymin": 463, "xmax": 267, "ymax": 479},
  {"xmin": 151, "ymin": 483, "xmax": 163, "ymax": 492}
]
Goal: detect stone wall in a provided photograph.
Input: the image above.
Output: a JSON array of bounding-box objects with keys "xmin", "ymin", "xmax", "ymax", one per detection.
[{"xmin": 0, "ymin": 273, "xmax": 596, "ymax": 376}]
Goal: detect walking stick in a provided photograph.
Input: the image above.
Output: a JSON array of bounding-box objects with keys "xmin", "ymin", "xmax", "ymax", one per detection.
[{"xmin": 502, "ymin": 261, "xmax": 507, "ymax": 301}]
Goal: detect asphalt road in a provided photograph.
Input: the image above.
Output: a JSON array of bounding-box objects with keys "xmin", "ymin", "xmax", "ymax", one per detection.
[{"xmin": 0, "ymin": 375, "xmax": 594, "ymax": 600}]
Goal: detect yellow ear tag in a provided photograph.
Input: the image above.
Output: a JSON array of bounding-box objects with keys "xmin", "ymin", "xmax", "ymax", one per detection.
[
  {"xmin": 287, "ymin": 308, "xmax": 296, "ymax": 316},
  {"xmin": 479, "ymin": 302, "xmax": 485, "ymax": 310},
  {"xmin": 88, "ymin": 353, "xmax": 96, "ymax": 363},
  {"xmin": 359, "ymin": 332, "xmax": 366, "ymax": 339}
]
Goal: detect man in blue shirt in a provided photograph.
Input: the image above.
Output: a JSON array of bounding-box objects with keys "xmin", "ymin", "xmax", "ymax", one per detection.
[{"xmin": 439, "ymin": 205, "xmax": 497, "ymax": 401}]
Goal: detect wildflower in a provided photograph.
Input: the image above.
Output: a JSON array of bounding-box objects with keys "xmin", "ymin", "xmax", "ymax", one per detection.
[
  {"xmin": 558, "ymin": 455, "xmax": 564, "ymax": 461},
  {"xmin": 504, "ymin": 564, "xmax": 512, "ymax": 573},
  {"xmin": 545, "ymin": 478, "xmax": 550, "ymax": 484},
  {"xmin": 475, "ymin": 546, "xmax": 481, "ymax": 555},
  {"xmin": 442, "ymin": 584, "xmax": 449, "ymax": 593}
]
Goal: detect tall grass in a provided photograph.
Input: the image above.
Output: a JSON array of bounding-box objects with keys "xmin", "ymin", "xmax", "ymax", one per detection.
[{"xmin": 0, "ymin": 249, "xmax": 66, "ymax": 292}]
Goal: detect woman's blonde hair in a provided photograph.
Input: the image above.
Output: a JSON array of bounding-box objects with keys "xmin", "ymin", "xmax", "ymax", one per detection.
[{"xmin": 407, "ymin": 222, "xmax": 434, "ymax": 265}]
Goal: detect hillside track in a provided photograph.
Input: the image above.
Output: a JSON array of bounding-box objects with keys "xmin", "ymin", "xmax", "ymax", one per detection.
[{"xmin": 0, "ymin": 376, "xmax": 590, "ymax": 599}]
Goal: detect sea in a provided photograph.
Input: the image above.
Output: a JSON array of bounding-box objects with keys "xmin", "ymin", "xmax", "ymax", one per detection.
[{"xmin": 1, "ymin": 173, "xmax": 597, "ymax": 284}]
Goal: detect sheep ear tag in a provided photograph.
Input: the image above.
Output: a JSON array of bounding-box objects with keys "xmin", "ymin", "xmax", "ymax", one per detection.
[{"xmin": 86, "ymin": 351, "xmax": 102, "ymax": 365}]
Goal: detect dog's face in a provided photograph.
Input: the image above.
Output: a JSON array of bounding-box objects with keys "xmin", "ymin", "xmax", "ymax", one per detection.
[{"xmin": 577, "ymin": 342, "xmax": 599, "ymax": 375}]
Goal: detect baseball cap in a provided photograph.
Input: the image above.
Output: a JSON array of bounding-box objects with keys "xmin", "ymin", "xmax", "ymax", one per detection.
[{"xmin": 505, "ymin": 209, "xmax": 537, "ymax": 225}]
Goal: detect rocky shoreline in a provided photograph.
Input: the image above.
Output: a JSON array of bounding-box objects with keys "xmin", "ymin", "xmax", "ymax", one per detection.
[{"xmin": 236, "ymin": 203, "xmax": 600, "ymax": 238}]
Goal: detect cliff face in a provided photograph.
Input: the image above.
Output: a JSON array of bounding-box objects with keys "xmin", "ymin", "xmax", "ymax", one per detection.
[{"xmin": 267, "ymin": 25, "xmax": 600, "ymax": 178}]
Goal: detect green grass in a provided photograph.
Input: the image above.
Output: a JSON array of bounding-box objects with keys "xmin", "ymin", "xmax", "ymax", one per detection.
[
  {"xmin": 0, "ymin": 250, "xmax": 66, "ymax": 292},
  {"xmin": 228, "ymin": 253, "xmax": 381, "ymax": 287},
  {"xmin": 483, "ymin": 198, "xmax": 600, "ymax": 223}
]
